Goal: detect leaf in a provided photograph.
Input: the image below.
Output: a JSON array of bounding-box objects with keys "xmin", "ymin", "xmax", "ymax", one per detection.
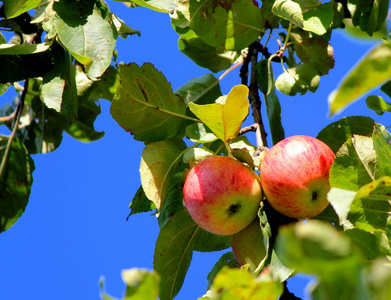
[
  {"xmin": 295, "ymin": 37, "xmax": 335, "ymax": 75},
  {"xmin": 0, "ymin": 45, "xmax": 53, "ymax": 84},
  {"xmin": 41, "ymin": 43, "xmax": 78, "ymax": 120},
  {"xmin": 175, "ymin": 73, "xmax": 221, "ymax": 106},
  {"xmin": 302, "ymin": 2, "xmax": 334, "ymax": 35},
  {"xmin": 193, "ymin": 229, "xmax": 231, "ymax": 252},
  {"xmin": 139, "ymin": 139, "xmax": 186, "ymax": 211},
  {"xmin": 178, "ymin": 37, "xmax": 238, "ymax": 73},
  {"xmin": 4, "ymin": 0, "xmax": 41, "ymax": 18},
  {"xmin": 329, "ymin": 43, "xmax": 391, "ymax": 116},
  {"xmin": 272, "ymin": 0, "xmax": 305, "ymax": 29},
  {"xmin": 316, "ymin": 116, "xmax": 375, "ymax": 153},
  {"xmin": 189, "ymin": 85, "xmax": 249, "ymax": 144},
  {"xmin": 372, "ymin": 124, "xmax": 391, "ymax": 177},
  {"xmin": 276, "ymin": 220, "xmax": 368, "ymax": 300},
  {"xmin": 0, "ymin": 136, "xmax": 35, "ymax": 233},
  {"xmin": 264, "ymin": 59, "xmax": 285, "ymax": 145},
  {"xmin": 380, "ymin": 80, "xmax": 391, "ymax": 98},
  {"xmin": 122, "ymin": 268, "xmax": 160, "ymax": 299},
  {"xmin": 111, "ymin": 13, "xmax": 141, "ymax": 38},
  {"xmin": 111, "ymin": 63, "xmax": 188, "ymax": 143},
  {"xmin": 275, "ymin": 63, "xmax": 320, "ymax": 96},
  {"xmin": 99, "ymin": 268, "xmax": 160, "ymax": 300},
  {"xmin": 185, "ymin": 123, "xmax": 218, "ymax": 143},
  {"xmin": 154, "ymin": 209, "xmax": 201, "ymax": 300},
  {"xmin": 182, "ymin": 147, "xmax": 214, "ymax": 167},
  {"xmin": 53, "ymin": 0, "xmax": 117, "ymax": 80},
  {"xmin": 366, "ymin": 96, "xmax": 391, "ymax": 115},
  {"xmin": 125, "ymin": 0, "xmax": 179, "ymax": 13},
  {"xmin": 329, "ymin": 135, "xmax": 377, "ymax": 191},
  {"xmin": 188, "ymin": 0, "xmax": 263, "ymax": 51},
  {"xmin": 345, "ymin": 229, "xmax": 387, "ymax": 261},
  {"xmin": 128, "ymin": 186, "xmax": 156, "ymax": 218},
  {"xmin": 205, "ymin": 266, "xmax": 283, "ymax": 300},
  {"xmin": 329, "ymin": 177, "xmax": 391, "ymax": 231},
  {"xmin": 206, "ymin": 252, "xmax": 240, "ymax": 291}
]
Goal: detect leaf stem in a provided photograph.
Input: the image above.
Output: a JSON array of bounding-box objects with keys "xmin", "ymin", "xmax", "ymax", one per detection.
[{"xmin": 0, "ymin": 79, "xmax": 28, "ymax": 180}]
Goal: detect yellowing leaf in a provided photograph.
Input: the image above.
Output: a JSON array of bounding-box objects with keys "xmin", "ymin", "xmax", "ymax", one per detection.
[
  {"xmin": 328, "ymin": 43, "xmax": 391, "ymax": 116},
  {"xmin": 139, "ymin": 140, "xmax": 186, "ymax": 211},
  {"xmin": 189, "ymin": 85, "xmax": 249, "ymax": 143}
]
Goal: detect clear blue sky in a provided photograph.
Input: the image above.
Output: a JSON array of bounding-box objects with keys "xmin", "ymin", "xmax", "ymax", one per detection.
[{"xmin": 0, "ymin": 2, "xmax": 385, "ymax": 299}]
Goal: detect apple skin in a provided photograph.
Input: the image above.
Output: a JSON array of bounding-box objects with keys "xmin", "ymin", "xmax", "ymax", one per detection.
[
  {"xmin": 260, "ymin": 135, "xmax": 335, "ymax": 218},
  {"xmin": 183, "ymin": 156, "xmax": 262, "ymax": 236},
  {"xmin": 231, "ymin": 218, "xmax": 266, "ymax": 266}
]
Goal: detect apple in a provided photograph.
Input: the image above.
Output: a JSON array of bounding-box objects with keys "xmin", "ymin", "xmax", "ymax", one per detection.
[
  {"xmin": 183, "ymin": 156, "xmax": 263, "ymax": 236},
  {"xmin": 260, "ymin": 135, "xmax": 335, "ymax": 218},
  {"xmin": 231, "ymin": 218, "xmax": 266, "ymax": 266}
]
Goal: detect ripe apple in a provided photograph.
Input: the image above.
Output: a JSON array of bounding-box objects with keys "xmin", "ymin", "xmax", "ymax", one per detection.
[
  {"xmin": 260, "ymin": 135, "xmax": 335, "ymax": 218},
  {"xmin": 231, "ymin": 218, "xmax": 266, "ymax": 266},
  {"xmin": 183, "ymin": 156, "xmax": 262, "ymax": 236}
]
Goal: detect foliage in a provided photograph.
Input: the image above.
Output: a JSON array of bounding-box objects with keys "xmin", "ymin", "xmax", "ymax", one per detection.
[{"xmin": 1, "ymin": 0, "xmax": 391, "ymax": 300}]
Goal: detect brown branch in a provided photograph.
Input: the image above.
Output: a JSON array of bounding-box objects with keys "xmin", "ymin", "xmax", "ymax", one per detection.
[{"xmin": 248, "ymin": 41, "xmax": 268, "ymax": 149}]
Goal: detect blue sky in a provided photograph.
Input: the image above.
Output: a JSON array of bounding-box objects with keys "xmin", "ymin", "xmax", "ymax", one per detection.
[{"xmin": 0, "ymin": 2, "xmax": 386, "ymax": 299}]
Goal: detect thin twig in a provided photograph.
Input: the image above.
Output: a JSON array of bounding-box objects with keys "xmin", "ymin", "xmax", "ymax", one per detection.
[{"xmin": 0, "ymin": 79, "xmax": 28, "ymax": 180}]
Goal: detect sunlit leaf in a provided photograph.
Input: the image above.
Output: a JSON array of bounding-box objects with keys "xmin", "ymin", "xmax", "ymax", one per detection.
[
  {"xmin": 183, "ymin": 147, "xmax": 214, "ymax": 167},
  {"xmin": 206, "ymin": 252, "xmax": 240, "ymax": 291},
  {"xmin": 154, "ymin": 209, "xmax": 201, "ymax": 300},
  {"xmin": 41, "ymin": 43, "xmax": 78, "ymax": 120},
  {"xmin": 372, "ymin": 124, "xmax": 391, "ymax": 177},
  {"xmin": 122, "ymin": 268, "xmax": 160, "ymax": 299},
  {"xmin": 188, "ymin": 0, "xmax": 263, "ymax": 51},
  {"xmin": 329, "ymin": 135, "xmax": 377, "ymax": 191},
  {"xmin": 0, "ymin": 136, "xmax": 35, "ymax": 233},
  {"xmin": 316, "ymin": 116, "xmax": 375, "ymax": 153},
  {"xmin": 366, "ymin": 96, "xmax": 391, "ymax": 115},
  {"xmin": 185, "ymin": 123, "xmax": 218, "ymax": 143},
  {"xmin": 189, "ymin": 85, "xmax": 249, "ymax": 144},
  {"xmin": 295, "ymin": 37, "xmax": 335, "ymax": 75},
  {"xmin": 4, "ymin": 0, "xmax": 41, "ymax": 18},
  {"xmin": 122, "ymin": 0, "xmax": 178, "ymax": 13},
  {"xmin": 111, "ymin": 63, "xmax": 188, "ymax": 143},
  {"xmin": 53, "ymin": 0, "xmax": 117, "ymax": 80},
  {"xmin": 329, "ymin": 43, "xmax": 391, "ymax": 116},
  {"xmin": 140, "ymin": 139, "xmax": 186, "ymax": 211}
]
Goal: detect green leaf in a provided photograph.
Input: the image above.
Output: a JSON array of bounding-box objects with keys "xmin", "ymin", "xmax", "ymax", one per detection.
[
  {"xmin": 276, "ymin": 220, "xmax": 368, "ymax": 300},
  {"xmin": 193, "ymin": 229, "xmax": 231, "ymax": 252},
  {"xmin": 206, "ymin": 252, "xmax": 240, "ymax": 291},
  {"xmin": 185, "ymin": 123, "xmax": 218, "ymax": 143},
  {"xmin": 316, "ymin": 116, "xmax": 375, "ymax": 153},
  {"xmin": 0, "ymin": 45, "xmax": 53, "ymax": 84},
  {"xmin": 122, "ymin": 268, "xmax": 160, "ymax": 299},
  {"xmin": 111, "ymin": 63, "xmax": 188, "ymax": 143},
  {"xmin": 41, "ymin": 43, "xmax": 78, "ymax": 120},
  {"xmin": 140, "ymin": 139, "xmax": 187, "ymax": 211},
  {"xmin": 189, "ymin": 85, "xmax": 249, "ymax": 144},
  {"xmin": 329, "ymin": 43, "xmax": 391, "ymax": 116},
  {"xmin": 366, "ymin": 95, "xmax": 391, "ymax": 115},
  {"xmin": 188, "ymin": 0, "xmax": 263, "ymax": 51},
  {"xmin": 272, "ymin": 0, "xmax": 305, "ymax": 30},
  {"xmin": 329, "ymin": 177, "xmax": 391, "ymax": 231},
  {"xmin": 302, "ymin": 2, "xmax": 334, "ymax": 35},
  {"xmin": 183, "ymin": 147, "xmax": 214, "ymax": 167},
  {"xmin": 178, "ymin": 37, "xmax": 238, "ymax": 73},
  {"xmin": 369, "ymin": 258, "xmax": 391, "ymax": 300},
  {"xmin": 111, "ymin": 13, "xmax": 141, "ymax": 38},
  {"xmin": 4, "ymin": 0, "xmax": 41, "ymax": 18},
  {"xmin": 175, "ymin": 73, "xmax": 221, "ymax": 106},
  {"xmin": 154, "ymin": 209, "xmax": 201, "ymax": 300},
  {"xmin": 53, "ymin": 0, "xmax": 117, "ymax": 80},
  {"xmin": 329, "ymin": 136, "xmax": 377, "ymax": 191},
  {"xmin": 0, "ymin": 136, "xmax": 35, "ymax": 233},
  {"xmin": 204, "ymin": 266, "xmax": 283, "ymax": 300},
  {"xmin": 128, "ymin": 186, "xmax": 156, "ymax": 218},
  {"xmin": 295, "ymin": 37, "xmax": 335, "ymax": 75},
  {"xmin": 100, "ymin": 268, "xmax": 160, "ymax": 300},
  {"xmin": 373, "ymin": 124, "xmax": 391, "ymax": 177},
  {"xmin": 264, "ymin": 59, "xmax": 285, "ymax": 145},
  {"xmin": 275, "ymin": 63, "xmax": 320, "ymax": 96},
  {"xmin": 345, "ymin": 229, "xmax": 387, "ymax": 261},
  {"xmin": 121, "ymin": 0, "xmax": 178, "ymax": 13},
  {"xmin": 380, "ymin": 80, "xmax": 391, "ymax": 98}
]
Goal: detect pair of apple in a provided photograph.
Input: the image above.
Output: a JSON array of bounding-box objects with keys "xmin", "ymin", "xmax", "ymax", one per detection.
[{"xmin": 183, "ymin": 135, "xmax": 335, "ymax": 264}]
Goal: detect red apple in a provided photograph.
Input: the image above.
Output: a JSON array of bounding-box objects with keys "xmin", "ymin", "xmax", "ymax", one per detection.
[
  {"xmin": 260, "ymin": 135, "xmax": 335, "ymax": 218},
  {"xmin": 183, "ymin": 156, "xmax": 262, "ymax": 236},
  {"xmin": 231, "ymin": 218, "xmax": 266, "ymax": 266}
]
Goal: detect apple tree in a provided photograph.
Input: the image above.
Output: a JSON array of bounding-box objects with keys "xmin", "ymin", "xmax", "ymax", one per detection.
[{"xmin": 1, "ymin": 0, "xmax": 391, "ymax": 299}]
